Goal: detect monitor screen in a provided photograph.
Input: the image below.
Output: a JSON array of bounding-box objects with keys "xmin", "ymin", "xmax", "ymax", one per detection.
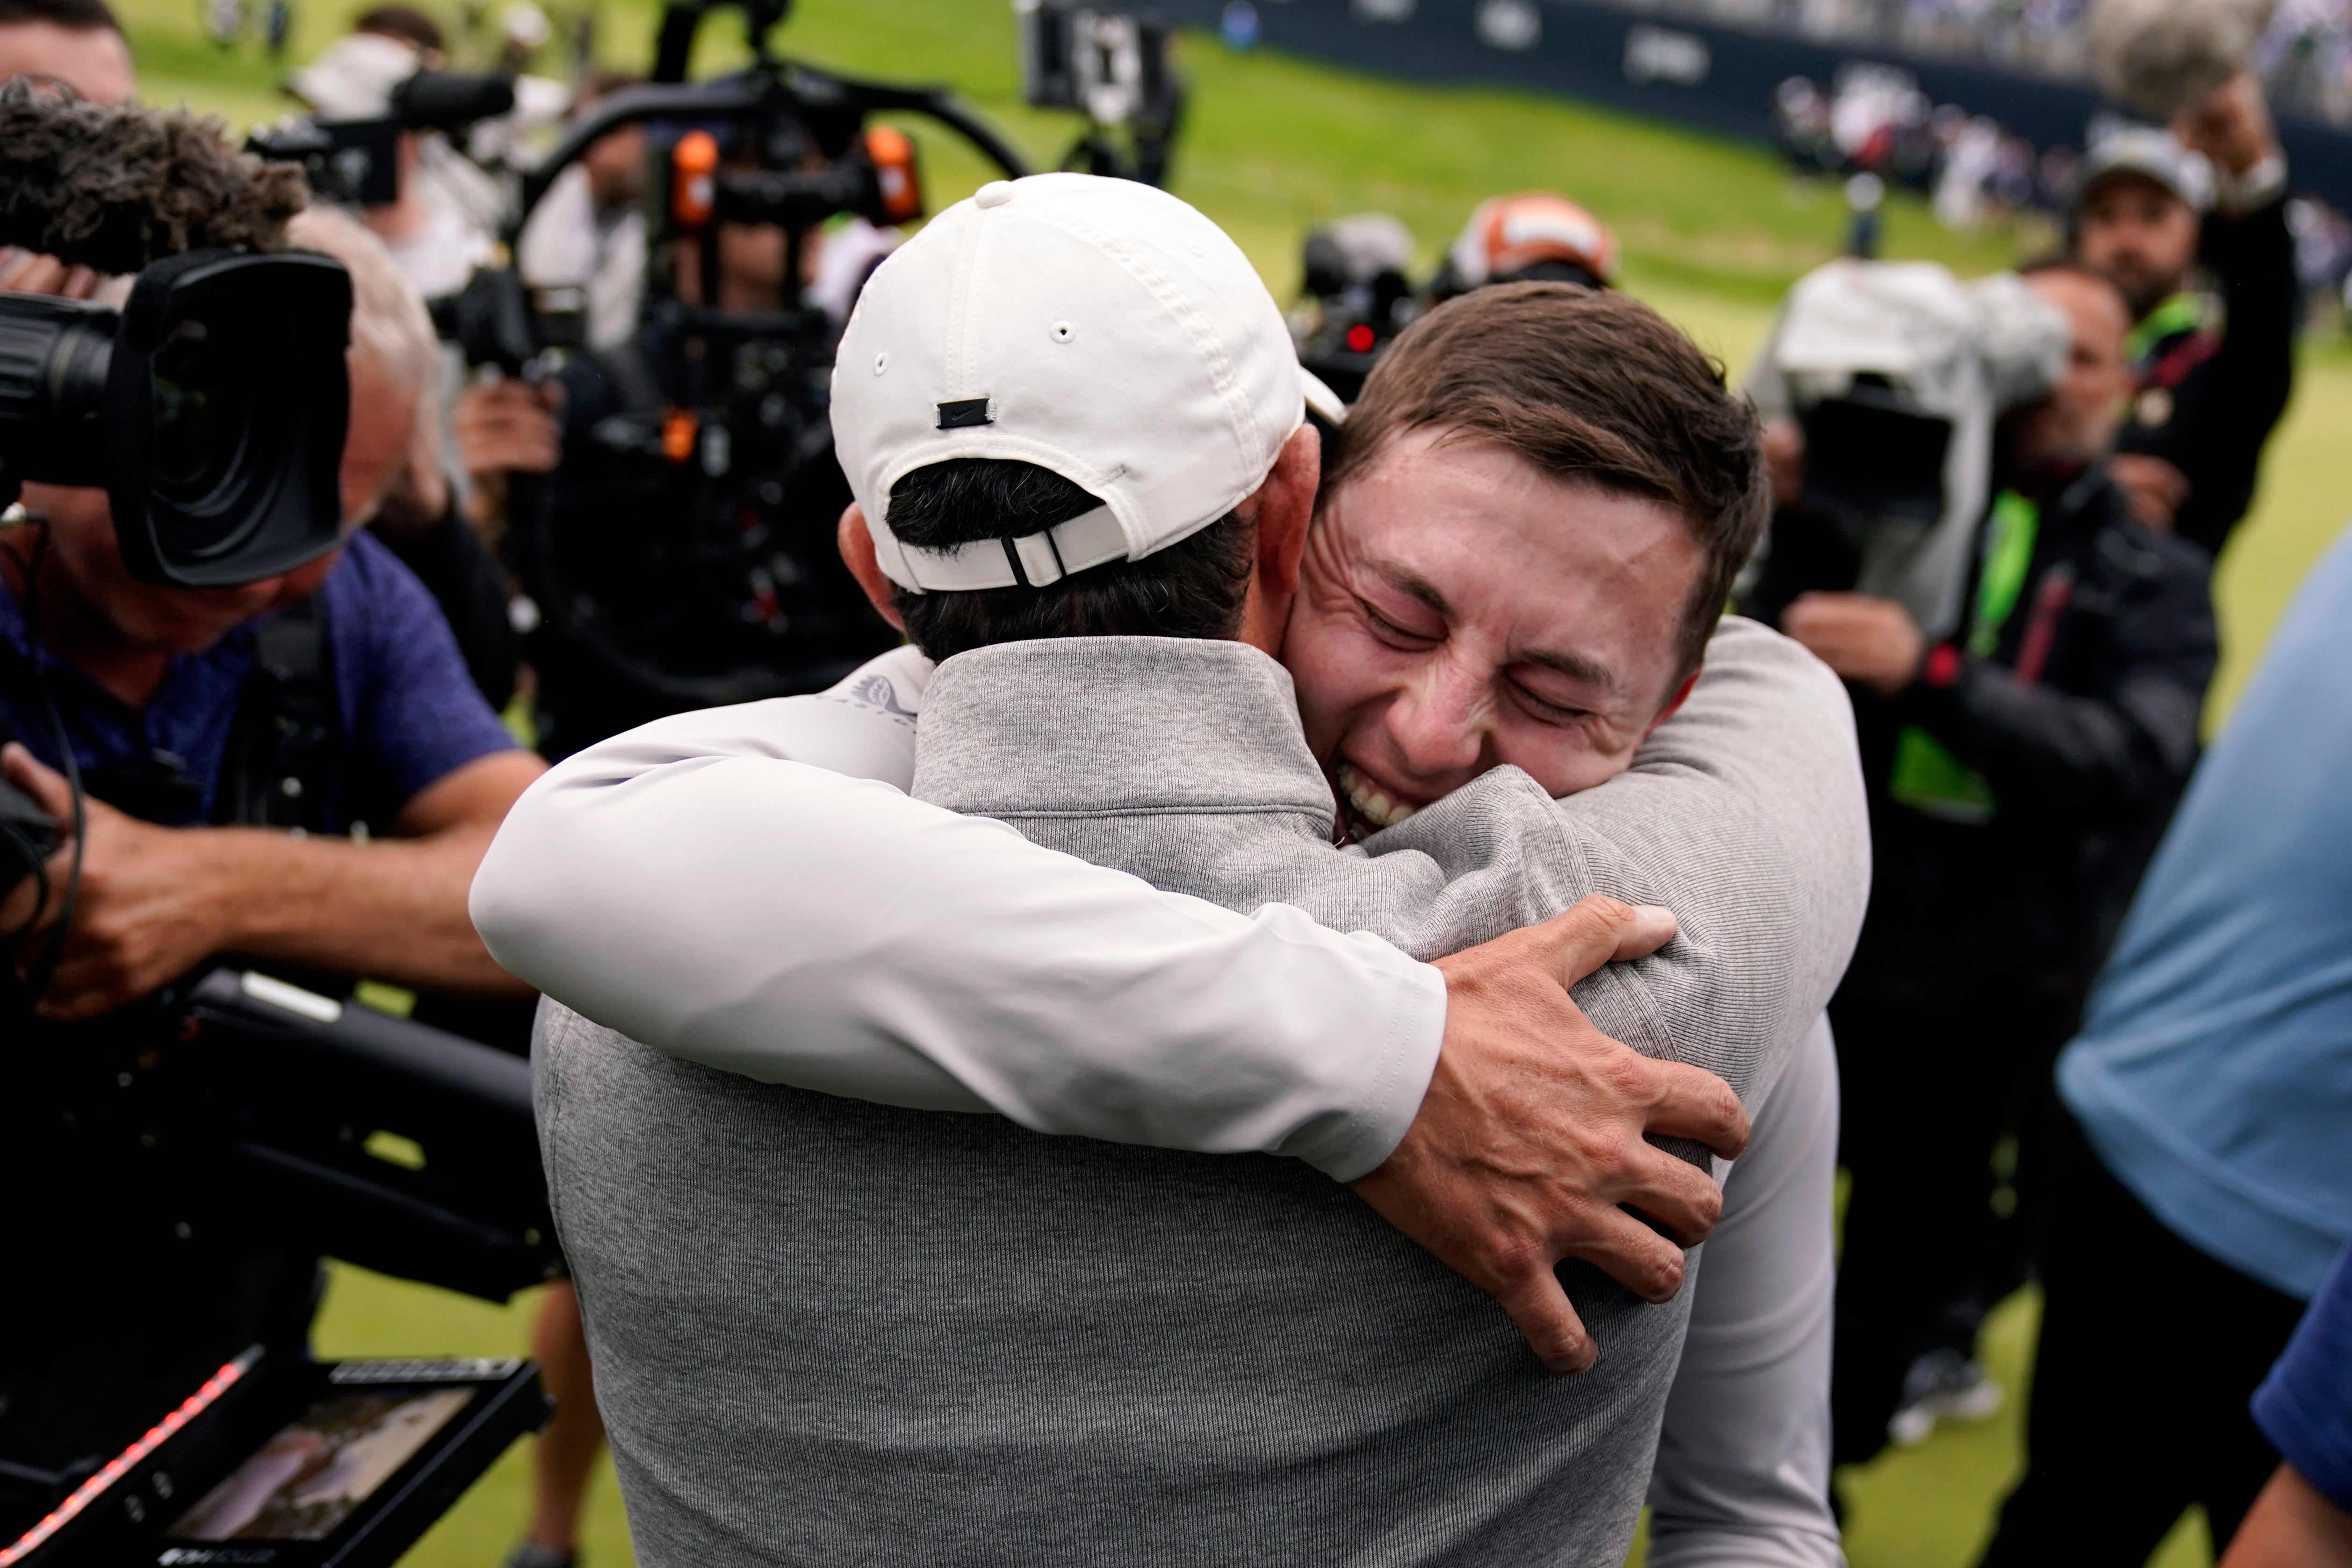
[{"xmin": 164, "ymin": 1389, "xmax": 472, "ymax": 1542}]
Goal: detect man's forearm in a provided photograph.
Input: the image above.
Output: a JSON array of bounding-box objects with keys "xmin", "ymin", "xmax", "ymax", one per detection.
[
  {"xmin": 476, "ymin": 750, "xmax": 1448, "ymax": 1178},
  {"xmin": 215, "ymin": 822, "xmax": 526, "ymax": 994}
]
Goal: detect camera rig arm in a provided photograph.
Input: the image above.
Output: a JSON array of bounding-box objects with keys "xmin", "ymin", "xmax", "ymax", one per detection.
[{"xmin": 508, "ymin": 65, "xmax": 1028, "ymax": 249}]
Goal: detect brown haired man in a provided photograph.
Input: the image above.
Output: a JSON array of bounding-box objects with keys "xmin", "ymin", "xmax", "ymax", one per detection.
[{"xmin": 479, "ymin": 179, "xmax": 1866, "ymax": 1566}]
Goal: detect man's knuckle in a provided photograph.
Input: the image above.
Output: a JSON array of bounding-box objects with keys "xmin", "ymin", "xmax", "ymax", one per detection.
[
  {"xmin": 1482, "ymin": 1234, "xmax": 1547, "ymax": 1282},
  {"xmin": 1599, "ymin": 1055, "xmax": 1652, "ymax": 1102},
  {"xmin": 1689, "ymin": 1187, "xmax": 1723, "ymax": 1231},
  {"xmin": 1588, "ymin": 1135, "xmax": 1640, "ymax": 1187}
]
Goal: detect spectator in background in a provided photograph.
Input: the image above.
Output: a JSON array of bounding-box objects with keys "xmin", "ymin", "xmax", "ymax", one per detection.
[
  {"xmin": 1979, "ymin": 519, "xmax": 2352, "ymax": 1564},
  {"xmin": 2072, "ymin": 76, "xmax": 2296, "ymax": 554},
  {"xmin": 2224, "ymin": 1242, "xmax": 2352, "ymax": 1568},
  {"xmin": 1746, "ymin": 261, "xmax": 2217, "ymax": 1469},
  {"xmin": 517, "ymin": 68, "xmax": 647, "ymax": 351}
]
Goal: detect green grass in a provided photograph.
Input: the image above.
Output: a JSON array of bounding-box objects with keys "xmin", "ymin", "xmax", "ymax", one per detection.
[{"xmin": 105, "ymin": 0, "xmax": 2352, "ymax": 1561}]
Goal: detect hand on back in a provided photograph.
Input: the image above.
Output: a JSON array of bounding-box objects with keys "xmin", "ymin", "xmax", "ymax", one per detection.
[{"xmin": 1351, "ymin": 894, "xmax": 1749, "ymax": 1374}]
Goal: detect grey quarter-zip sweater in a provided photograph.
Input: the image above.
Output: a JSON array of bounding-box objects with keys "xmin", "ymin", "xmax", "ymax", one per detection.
[{"xmin": 534, "ymin": 625, "xmax": 1867, "ymax": 1568}]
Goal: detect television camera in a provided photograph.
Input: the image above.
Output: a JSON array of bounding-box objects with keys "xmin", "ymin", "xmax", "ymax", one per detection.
[
  {"xmin": 246, "ymin": 67, "xmax": 521, "ymax": 208},
  {"xmin": 1289, "ymin": 212, "xmax": 1418, "ymax": 403},
  {"xmin": 426, "ymin": 0, "xmax": 1035, "ymax": 743},
  {"xmin": 1016, "ymin": 0, "xmax": 1184, "ymax": 186},
  {"xmin": 1740, "ymin": 259, "xmax": 2071, "ymax": 640}
]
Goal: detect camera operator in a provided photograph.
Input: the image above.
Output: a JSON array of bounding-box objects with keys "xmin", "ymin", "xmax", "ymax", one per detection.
[
  {"xmin": 1743, "ymin": 260, "xmax": 2218, "ymax": 1467},
  {"xmin": 2073, "ymin": 76, "xmax": 2297, "ymax": 554},
  {"xmin": 517, "ymin": 68, "xmax": 649, "ymax": 352},
  {"xmin": 522, "ymin": 150, "xmax": 902, "ymax": 757},
  {"xmin": 0, "ymin": 94, "xmax": 546, "ymax": 1482},
  {"xmin": 289, "ymin": 21, "xmax": 496, "ymax": 300}
]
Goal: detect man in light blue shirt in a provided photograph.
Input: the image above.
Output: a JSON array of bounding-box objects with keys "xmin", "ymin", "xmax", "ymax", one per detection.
[{"xmin": 1982, "ymin": 522, "xmax": 2352, "ymax": 1566}]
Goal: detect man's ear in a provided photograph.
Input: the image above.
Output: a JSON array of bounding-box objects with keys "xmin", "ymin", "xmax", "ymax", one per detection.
[
  {"xmin": 1645, "ymin": 665, "xmax": 1703, "ymax": 740},
  {"xmin": 837, "ymin": 504, "xmax": 907, "ymax": 632},
  {"xmin": 1236, "ymin": 422, "xmax": 1320, "ymax": 655}
]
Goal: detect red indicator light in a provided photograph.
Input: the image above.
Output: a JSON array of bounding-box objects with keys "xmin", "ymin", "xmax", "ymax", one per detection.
[{"xmin": 1345, "ymin": 324, "xmax": 1376, "ymax": 353}]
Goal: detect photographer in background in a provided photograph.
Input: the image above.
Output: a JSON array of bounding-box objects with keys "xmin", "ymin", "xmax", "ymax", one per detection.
[
  {"xmin": 517, "ymin": 67, "xmax": 648, "ymax": 351},
  {"xmin": 2072, "ymin": 77, "xmax": 2296, "ymax": 554},
  {"xmin": 0, "ymin": 89, "xmax": 545, "ymax": 1487},
  {"xmin": 523, "ymin": 141, "xmax": 901, "ymax": 758},
  {"xmin": 289, "ymin": 20, "xmax": 496, "ymax": 299},
  {"xmin": 1745, "ymin": 260, "xmax": 2217, "ymax": 1468}
]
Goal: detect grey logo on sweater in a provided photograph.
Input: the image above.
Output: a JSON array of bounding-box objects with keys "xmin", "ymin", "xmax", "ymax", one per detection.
[{"xmin": 843, "ymin": 674, "xmax": 917, "ymax": 722}]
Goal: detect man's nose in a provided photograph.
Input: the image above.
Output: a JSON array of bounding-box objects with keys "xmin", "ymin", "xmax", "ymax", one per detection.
[{"xmin": 1387, "ymin": 657, "xmax": 1491, "ymax": 783}]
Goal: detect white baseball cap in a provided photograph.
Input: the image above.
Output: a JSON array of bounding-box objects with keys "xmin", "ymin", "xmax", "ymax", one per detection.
[{"xmin": 832, "ymin": 172, "xmax": 1342, "ymax": 594}]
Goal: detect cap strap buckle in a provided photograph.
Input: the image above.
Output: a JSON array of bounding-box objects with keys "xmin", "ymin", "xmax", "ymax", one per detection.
[{"xmin": 894, "ymin": 504, "xmax": 1130, "ymax": 593}]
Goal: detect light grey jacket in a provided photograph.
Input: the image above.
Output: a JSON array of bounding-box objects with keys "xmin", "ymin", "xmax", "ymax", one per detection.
[{"xmin": 534, "ymin": 626, "xmax": 1868, "ymax": 1568}]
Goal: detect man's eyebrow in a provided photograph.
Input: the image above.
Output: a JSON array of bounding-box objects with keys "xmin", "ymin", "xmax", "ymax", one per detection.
[
  {"xmin": 1519, "ymin": 647, "xmax": 1618, "ymax": 694},
  {"xmin": 1368, "ymin": 560, "xmax": 1453, "ymax": 619}
]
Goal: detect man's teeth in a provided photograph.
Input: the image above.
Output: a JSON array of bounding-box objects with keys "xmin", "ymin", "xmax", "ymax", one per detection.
[{"xmin": 1337, "ymin": 762, "xmax": 1418, "ymax": 830}]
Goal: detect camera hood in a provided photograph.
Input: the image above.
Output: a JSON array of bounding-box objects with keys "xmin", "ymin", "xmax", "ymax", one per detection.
[
  {"xmin": 0, "ymin": 249, "xmax": 351, "ymax": 587},
  {"xmin": 108, "ymin": 250, "xmax": 353, "ymax": 587}
]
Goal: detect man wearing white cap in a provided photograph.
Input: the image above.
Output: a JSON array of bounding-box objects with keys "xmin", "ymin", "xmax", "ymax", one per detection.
[{"xmin": 482, "ymin": 174, "xmax": 1864, "ymax": 1563}]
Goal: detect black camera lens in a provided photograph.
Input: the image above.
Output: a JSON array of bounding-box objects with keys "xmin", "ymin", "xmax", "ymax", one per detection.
[
  {"xmin": 0, "ymin": 295, "xmax": 113, "ymax": 477},
  {"xmin": 151, "ymin": 316, "xmax": 251, "ymax": 506}
]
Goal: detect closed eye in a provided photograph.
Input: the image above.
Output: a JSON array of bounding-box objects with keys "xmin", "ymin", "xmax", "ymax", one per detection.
[
  {"xmin": 1507, "ymin": 676, "xmax": 1594, "ymax": 725},
  {"xmin": 1360, "ymin": 597, "xmax": 1442, "ymax": 648}
]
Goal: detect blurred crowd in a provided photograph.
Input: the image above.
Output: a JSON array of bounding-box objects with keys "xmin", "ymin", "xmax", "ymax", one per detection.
[{"xmin": 1628, "ymin": 0, "xmax": 2352, "ymax": 130}]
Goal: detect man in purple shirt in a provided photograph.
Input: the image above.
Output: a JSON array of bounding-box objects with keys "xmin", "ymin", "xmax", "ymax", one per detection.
[{"xmin": 0, "ymin": 338, "xmax": 545, "ymax": 1505}]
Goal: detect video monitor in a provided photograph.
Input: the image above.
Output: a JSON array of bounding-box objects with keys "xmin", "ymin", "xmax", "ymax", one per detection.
[{"xmin": 0, "ymin": 1354, "xmax": 545, "ymax": 1568}]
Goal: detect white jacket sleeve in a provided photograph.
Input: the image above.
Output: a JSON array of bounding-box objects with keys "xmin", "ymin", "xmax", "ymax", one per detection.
[
  {"xmin": 1645, "ymin": 1014, "xmax": 1845, "ymax": 1568},
  {"xmin": 470, "ymin": 648, "xmax": 1447, "ymax": 1179}
]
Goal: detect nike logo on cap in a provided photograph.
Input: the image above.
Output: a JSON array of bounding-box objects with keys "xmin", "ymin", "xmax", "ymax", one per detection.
[{"xmin": 937, "ymin": 398, "xmax": 993, "ymax": 429}]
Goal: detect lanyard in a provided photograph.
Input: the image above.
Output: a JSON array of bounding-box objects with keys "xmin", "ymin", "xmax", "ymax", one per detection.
[
  {"xmin": 1969, "ymin": 489, "xmax": 2041, "ymax": 658},
  {"xmin": 2125, "ymin": 291, "xmax": 2210, "ymax": 367}
]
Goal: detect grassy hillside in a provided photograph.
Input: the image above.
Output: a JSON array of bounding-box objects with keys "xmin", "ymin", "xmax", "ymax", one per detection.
[{"xmin": 99, "ymin": 1, "xmax": 2348, "ymax": 1563}]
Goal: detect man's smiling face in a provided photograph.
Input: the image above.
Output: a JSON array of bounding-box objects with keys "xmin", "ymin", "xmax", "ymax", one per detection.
[{"xmin": 1282, "ymin": 424, "xmax": 1704, "ymax": 840}]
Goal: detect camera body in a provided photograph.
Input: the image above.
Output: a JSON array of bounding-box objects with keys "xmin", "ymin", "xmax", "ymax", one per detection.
[
  {"xmin": 1016, "ymin": 0, "xmax": 1183, "ymax": 185},
  {"xmin": 1745, "ymin": 260, "xmax": 2070, "ymax": 640},
  {"xmin": 246, "ymin": 70, "xmax": 519, "ymax": 208},
  {"xmin": 1291, "ymin": 213, "xmax": 1420, "ymax": 404}
]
